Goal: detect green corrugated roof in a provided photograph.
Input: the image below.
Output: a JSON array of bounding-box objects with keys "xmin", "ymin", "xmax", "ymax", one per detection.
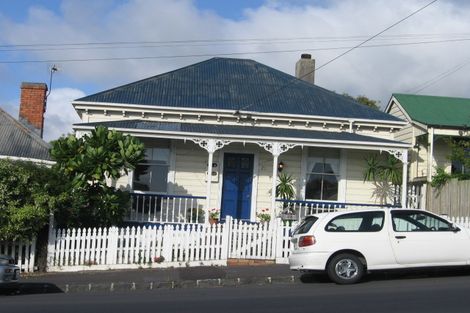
[{"xmin": 393, "ymin": 93, "xmax": 470, "ymax": 128}]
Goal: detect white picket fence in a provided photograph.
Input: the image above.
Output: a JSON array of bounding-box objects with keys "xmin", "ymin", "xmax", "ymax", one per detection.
[
  {"xmin": 449, "ymin": 216, "xmax": 470, "ymax": 229},
  {"xmin": 0, "ymin": 239, "xmax": 36, "ymax": 272},
  {"xmin": 47, "ymin": 217, "xmax": 294, "ymax": 272}
]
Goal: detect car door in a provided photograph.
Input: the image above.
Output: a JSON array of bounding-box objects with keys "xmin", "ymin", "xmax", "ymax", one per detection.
[
  {"xmin": 389, "ymin": 210, "xmax": 470, "ymax": 266},
  {"xmin": 323, "ymin": 211, "xmax": 396, "ymax": 268}
]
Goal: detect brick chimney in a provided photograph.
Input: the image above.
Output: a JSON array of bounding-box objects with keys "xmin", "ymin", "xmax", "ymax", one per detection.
[
  {"xmin": 295, "ymin": 53, "xmax": 315, "ymax": 84},
  {"xmin": 19, "ymin": 82, "xmax": 48, "ymax": 138}
]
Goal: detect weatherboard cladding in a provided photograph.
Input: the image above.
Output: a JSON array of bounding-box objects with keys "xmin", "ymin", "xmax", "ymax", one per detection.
[
  {"xmin": 77, "ymin": 58, "xmax": 401, "ymax": 122},
  {"xmin": 0, "ymin": 109, "xmax": 51, "ymax": 161},
  {"xmin": 75, "ymin": 119, "xmax": 404, "ymax": 146},
  {"xmin": 393, "ymin": 93, "xmax": 470, "ymax": 128}
]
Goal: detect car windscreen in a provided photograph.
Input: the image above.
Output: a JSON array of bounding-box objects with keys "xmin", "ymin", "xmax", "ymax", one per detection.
[{"xmin": 292, "ymin": 216, "xmax": 319, "ymax": 235}]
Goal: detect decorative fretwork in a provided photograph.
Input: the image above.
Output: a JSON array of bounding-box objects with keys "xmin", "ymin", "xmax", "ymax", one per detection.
[
  {"xmin": 191, "ymin": 138, "xmax": 232, "ymax": 153},
  {"xmin": 257, "ymin": 142, "xmax": 298, "ymax": 156},
  {"xmin": 382, "ymin": 149, "xmax": 408, "ymax": 163}
]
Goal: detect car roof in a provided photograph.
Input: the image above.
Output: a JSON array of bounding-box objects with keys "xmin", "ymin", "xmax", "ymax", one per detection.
[{"xmin": 304, "ymin": 207, "xmax": 412, "ymax": 220}]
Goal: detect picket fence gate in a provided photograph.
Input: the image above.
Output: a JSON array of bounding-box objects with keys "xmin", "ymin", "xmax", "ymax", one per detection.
[
  {"xmin": 47, "ymin": 216, "xmax": 294, "ymax": 272},
  {"xmin": 0, "ymin": 239, "xmax": 36, "ymax": 272}
]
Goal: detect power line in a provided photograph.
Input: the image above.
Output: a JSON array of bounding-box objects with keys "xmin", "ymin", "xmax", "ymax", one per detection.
[
  {"xmin": 0, "ymin": 30, "xmax": 464, "ymax": 49},
  {"xmin": 407, "ymin": 59, "xmax": 470, "ymax": 93},
  {"xmin": 315, "ymin": 0, "xmax": 439, "ymax": 71},
  {"xmin": 236, "ymin": 0, "xmax": 439, "ymax": 112},
  {"xmin": 0, "ymin": 33, "xmax": 467, "ymax": 53},
  {"xmin": 1, "ymin": 37, "xmax": 467, "ymax": 64}
]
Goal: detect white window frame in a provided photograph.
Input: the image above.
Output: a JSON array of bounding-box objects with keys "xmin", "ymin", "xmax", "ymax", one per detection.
[
  {"xmin": 130, "ymin": 139, "xmax": 175, "ymax": 194},
  {"xmin": 300, "ymin": 147, "xmax": 346, "ymax": 203}
]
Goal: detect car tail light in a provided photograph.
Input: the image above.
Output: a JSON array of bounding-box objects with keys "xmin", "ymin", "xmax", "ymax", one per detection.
[
  {"xmin": 298, "ymin": 235, "xmax": 316, "ymax": 247},
  {"xmin": 4, "ymin": 268, "xmax": 12, "ymax": 273}
]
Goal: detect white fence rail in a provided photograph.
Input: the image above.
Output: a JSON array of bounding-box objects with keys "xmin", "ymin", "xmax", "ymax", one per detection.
[
  {"xmin": 127, "ymin": 193, "xmax": 206, "ymax": 224},
  {"xmin": 47, "ymin": 217, "xmax": 293, "ymax": 272},
  {"xmin": 0, "ymin": 239, "xmax": 36, "ymax": 272}
]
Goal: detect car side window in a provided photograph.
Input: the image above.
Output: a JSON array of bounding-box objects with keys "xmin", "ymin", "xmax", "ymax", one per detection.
[
  {"xmin": 392, "ymin": 210, "xmax": 452, "ymax": 232},
  {"xmin": 325, "ymin": 211, "xmax": 385, "ymax": 232}
]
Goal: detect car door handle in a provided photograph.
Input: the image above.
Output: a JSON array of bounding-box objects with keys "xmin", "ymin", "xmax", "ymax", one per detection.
[{"xmin": 395, "ymin": 235, "xmax": 406, "ymax": 239}]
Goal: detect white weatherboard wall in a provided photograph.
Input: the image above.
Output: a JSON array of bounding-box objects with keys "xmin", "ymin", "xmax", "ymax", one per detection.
[{"xmin": 344, "ymin": 150, "xmax": 386, "ymax": 204}]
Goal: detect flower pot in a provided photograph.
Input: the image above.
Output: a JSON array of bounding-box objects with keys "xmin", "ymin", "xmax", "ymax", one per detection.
[{"xmin": 209, "ymin": 217, "xmax": 218, "ymax": 225}]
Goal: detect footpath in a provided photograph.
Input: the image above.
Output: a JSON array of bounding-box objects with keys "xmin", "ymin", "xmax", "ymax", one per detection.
[{"xmin": 10, "ymin": 263, "xmax": 301, "ymax": 294}]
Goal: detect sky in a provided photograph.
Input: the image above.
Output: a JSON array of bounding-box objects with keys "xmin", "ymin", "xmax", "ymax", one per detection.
[{"xmin": 1, "ymin": 0, "xmax": 470, "ymax": 142}]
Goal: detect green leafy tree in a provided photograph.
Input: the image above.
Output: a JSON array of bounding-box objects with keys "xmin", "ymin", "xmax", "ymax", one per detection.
[
  {"xmin": 50, "ymin": 126, "xmax": 145, "ymax": 227},
  {"xmin": 431, "ymin": 137, "xmax": 470, "ymax": 187},
  {"xmin": 0, "ymin": 160, "xmax": 69, "ymax": 241},
  {"xmin": 343, "ymin": 93, "xmax": 380, "ymax": 110}
]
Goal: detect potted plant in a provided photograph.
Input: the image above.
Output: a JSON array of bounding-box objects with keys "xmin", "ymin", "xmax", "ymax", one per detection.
[
  {"xmin": 208, "ymin": 208, "xmax": 220, "ymax": 224},
  {"xmin": 257, "ymin": 208, "xmax": 271, "ymax": 223}
]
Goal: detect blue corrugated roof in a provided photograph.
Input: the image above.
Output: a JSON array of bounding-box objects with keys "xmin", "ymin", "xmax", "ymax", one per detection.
[
  {"xmin": 74, "ymin": 120, "xmax": 406, "ymax": 146},
  {"xmin": 76, "ymin": 58, "xmax": 401, "ymax": 122},
  {"xmin": 0, "ymin": 108, "xmax": 51, "ymax": 161}
]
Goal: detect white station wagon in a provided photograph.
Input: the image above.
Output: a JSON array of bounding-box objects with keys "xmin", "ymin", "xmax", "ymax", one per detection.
[{"xmin": 289, "ymin": 208, "xmax": 470, "ymax": 284}]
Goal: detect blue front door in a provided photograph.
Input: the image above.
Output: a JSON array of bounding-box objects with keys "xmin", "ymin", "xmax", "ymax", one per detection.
[{"xmin": 221, "ymin": 153, "xmax": 254, "ymax": 220}]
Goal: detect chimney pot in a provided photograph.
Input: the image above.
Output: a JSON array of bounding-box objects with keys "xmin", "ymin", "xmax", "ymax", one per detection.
[{"xmin": 301, "ymin": 53, "xmax": 312, "ymax": 59}]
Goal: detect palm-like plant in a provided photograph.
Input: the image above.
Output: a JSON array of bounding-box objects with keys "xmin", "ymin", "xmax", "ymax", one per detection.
[
  {"xmin": 363, "ymin": 153, "xmax": 403, "ymax": 205},
  {"xmin": 276, "ymin": 173, "xmax": 295, "ymax": 214},
  {"xmin": 276, "ymin": 173, "xmax": 295, "ymax": 200}
]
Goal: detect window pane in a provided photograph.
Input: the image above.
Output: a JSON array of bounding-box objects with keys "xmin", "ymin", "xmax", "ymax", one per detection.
[
  {"xmin": 305, "ymin": 148, "xmax": 340, "ymax": 201},
  {"xmin": 326, "ymin": 212, "xmax": 384, "ymax": 232},
  {"xmin": 307, "ymin": 157, "xmax": 323, "ymax": 173},
  {"xmin": 240, "ymin": 157, "xmax": 251, "ymax": 170},
  {"xmin": 305, "ymin": 174, "xmax": 322, "ymax": 199},
  {"xmin": 226, "ymin": 156, "xmax": 237, "ymax": 169},
  {"xmin": 152, "ymin": 148, "xmax": 170, "ymax": 163},
  {"xmin": 148, "ymin": 164, "xmax": 169, "ymax": 193},
  {"xmin": 133, "ymin": 164, "xmax": 151, "ymax": 191},
  {"xmin": 392, "ymin": 211, "xmax": 452, "ymax": 232},
  {"xmin": 322, "ymin": 175, "xmax": 338, "ymax": 200},
  {"xmin": 324, "ymin": 158, "xmax": 340, "ymax": 174}
]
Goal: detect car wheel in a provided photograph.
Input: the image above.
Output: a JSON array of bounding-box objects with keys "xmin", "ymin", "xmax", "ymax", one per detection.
[{"xmin": 327, "ymin": 253, "xmax": 364, "ymax": 284}]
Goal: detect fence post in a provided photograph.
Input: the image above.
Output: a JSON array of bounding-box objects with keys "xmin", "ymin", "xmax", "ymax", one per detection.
[
  {"xmin": 161, "ymin": 224, "xmax": 174, "ymax": 262},
  {"xmin": 221, "ymin": 216, "xmax": 232, "ymax": 261},
  {"xmin": 46, "ymin": 213, "xmax": 56, "ymax": 271},
  {"xmin": 107, "ymin": 227, "xmax": 119, "ymax": 265},
  {"xmin": 274, "ymin": 218, "xmax": 283, "ymax": 262},
  {"xmin": 29, "ymin": 237, "xmax": 37, "ymax": 272}
]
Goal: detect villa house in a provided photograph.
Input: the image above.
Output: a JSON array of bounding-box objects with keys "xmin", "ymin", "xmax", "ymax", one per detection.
[
  {"xmin": 386, "ymin": 94, "xmax": 470, "ymax": 183},
  {"xmin": 72, "ymin": 55, "xmax": 410, "ymax": 224}
]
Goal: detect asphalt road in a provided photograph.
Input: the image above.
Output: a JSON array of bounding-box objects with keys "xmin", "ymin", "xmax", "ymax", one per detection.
[{"xmin": 3, "ymin": 273, "xmax": 470, "ymax": 313}]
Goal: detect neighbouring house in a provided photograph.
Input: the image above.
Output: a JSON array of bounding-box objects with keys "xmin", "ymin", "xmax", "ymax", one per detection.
[
  {"xmin": 0, "ymin": 82, "xmax": 52, "ymax": 165},
  {"xmin": 72, "ymin": 55, "xmax": 410, "ymax": 224},
  {"xmin": 386, "ymin": 94, "xmax": 470, "ymax": 183}
]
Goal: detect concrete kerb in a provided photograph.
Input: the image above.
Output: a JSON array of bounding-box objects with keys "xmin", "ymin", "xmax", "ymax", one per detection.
[{"xmin": 52, "ymin": 275, "xmax": 298, "ymax": 294}]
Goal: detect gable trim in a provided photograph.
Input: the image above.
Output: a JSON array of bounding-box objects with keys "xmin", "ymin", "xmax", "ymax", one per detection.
[{"xmin": 74, "ymin": 100, "xmax": 407, "ymax": 127}]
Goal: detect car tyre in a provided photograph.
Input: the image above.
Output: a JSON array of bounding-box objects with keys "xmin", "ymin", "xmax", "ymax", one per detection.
[{"xmin": 327, "ymin": 253, "xmax": 364, "ymax": 284}]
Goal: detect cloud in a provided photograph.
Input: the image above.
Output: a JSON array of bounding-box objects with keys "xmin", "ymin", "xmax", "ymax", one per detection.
[
  {"xmin": 1, "ymin": 0, "xmax": 469, "ymax": 112},
  {"xmin": 43, "ymin": 88, "xmax": 84, "ymax": 142}
]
